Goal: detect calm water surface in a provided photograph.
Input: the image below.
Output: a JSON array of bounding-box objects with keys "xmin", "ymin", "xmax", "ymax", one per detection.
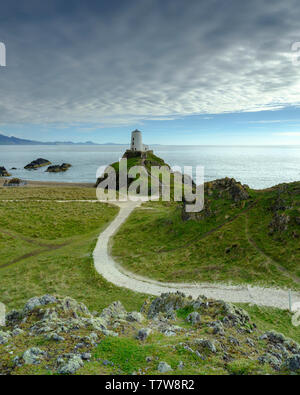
[{"xmin": 0, "ymin": 145, "xmax": 299, "ymax": 189}]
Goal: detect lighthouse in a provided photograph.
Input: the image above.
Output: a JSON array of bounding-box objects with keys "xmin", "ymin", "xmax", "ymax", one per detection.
[{"xmin": 130, "ymin": 129, "xmax": 149, "ymax": 152}]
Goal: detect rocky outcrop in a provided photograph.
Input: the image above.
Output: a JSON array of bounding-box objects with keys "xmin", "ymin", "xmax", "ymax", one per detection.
[
  {"xmin": 206, "ymin": 178, "xmax": 250, "ymax": 202},
  {"xmin": 269, "ymin": 213, "xmax": 290, "ymax": 234},
  {"xmin": 46, "ymin": 163, "xmax": 72, "ymax": 173},
  {"xmin": 182, "ymin": 177, "xmax": 249, "ymax": 221},
  {"xmin": 3, "ymin": 178, "xmax": 25, "ymax": 187},
  {"xmin": 1, "ymin": 293, "xmax": 300, "ymax": 375},
  {"xmin": 0, "ymin": 166, "xmax": 11, "ymax": 177},
  {"xmin": 24, "ymin": 158, "xmax": 51, "ymax": 170}
]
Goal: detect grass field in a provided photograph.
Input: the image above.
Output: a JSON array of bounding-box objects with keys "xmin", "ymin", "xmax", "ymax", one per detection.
[
  {"xmin": 0, "ymin": 187, "xmax": 146, "ymax": 312},
  {"xmin": 1, "ymin": 185, "xmax": 300, "ymax": 375}
]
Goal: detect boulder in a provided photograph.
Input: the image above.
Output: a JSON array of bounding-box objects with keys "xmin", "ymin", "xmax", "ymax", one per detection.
[
  {"xmin": 0, "ymin": 330, "xmax": 11, "ymax": 345},
  {"xmin": 269, "ymin": 213, "xmax": 290, "ymax": 234},
  {"xmin": 100, "ymin": 301, "xmax": 127, "ymax": 322},
  {"xmin": 284, "ymin": 355, "xmax": 300, "ymax": 371},
  {"xmin": 207, "ymin": 178, "xmax": 249, "ymax": 202},
  {"xmin": 24, "ymin": 158, "xmax": 51, "ymax": 170},
  {"xmin": 186, "ymin": 312, "xmax": 201, "ymax": 324},
  {"xmin": 126, "ymin": 312, "xmax": 144, "ymax": 323},
  {"xmin": 137, "ymin": 328, "xmax": 152, "ymax": 341},
  {"xmin": 194, "ymin": 338, "xmax": 217, "ymax": 353},
  {"xmin": 0, "ymin": 166, "xmax": 11, "ymax": 177},
  {"xmin": 57, "ymin": 355, "xmax": 83, "ymax": 374},
  {"xmin": 157, "ymin": 361, "xmax": 172, "ymax": 373},
  {"xmin": 23, "ymin": 295, "xmax": 57, "ymax": 313},
  {"xmin": 144, "ymin": 292, "xmax": 192, "ymax": 318},
  {"xmin": 23, "ymin": 347, "xmax": 46, "ymax": 365},
  {"xmin": 46, "ymin": 163, "xmax": 71, "ymax": 173}
]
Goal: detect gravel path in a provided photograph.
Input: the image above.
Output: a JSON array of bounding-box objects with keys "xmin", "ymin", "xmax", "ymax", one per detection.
[{"xmin": 93, "ymin": 200, "xmax": 300, "ymax": 310}]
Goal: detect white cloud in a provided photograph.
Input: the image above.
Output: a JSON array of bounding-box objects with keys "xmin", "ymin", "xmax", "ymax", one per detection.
[{"xmin": 1, "ymin": 1, "xmax": 300, "ymax": 126}]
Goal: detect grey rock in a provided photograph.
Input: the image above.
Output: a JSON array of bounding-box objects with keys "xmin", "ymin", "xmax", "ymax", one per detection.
[
  {"xmin": 45, "ymin": 332, "xmax": 65, "ymax": 342},
  {"xmin": 163, "ymin": 330, "xmax": 176, "ymax": 337},
  {"xmin": 81, "ymin": 353, "xmax": 91, "ymax": 361},
  {"xmin": 186, "ymin": 312, "xmax": 201, "ymax": 324},
  {"xmin": 100, "ymin": 301, "xmax": 127, "ymax": 321},
  {"xmin": 12, "ymin": 328, "xmax": 24, "ymax": 337},
  {"xmin": 258, "ymin": 353, "xmax": 282, "ymax": 370},
  {"xmin": 146, "ymin": 292, "xmax": 191, "ymax": 318},
  {"xmin": 102, "ymin": 329, "xmax": 118, "ymax": 337},
  {"xmin": 23, "ymin": 295, "xmax": 57, "ymax": 313},
  {"xmin": 137, "ymin": 328, "xmax": 152, "ymax": 341},
  {"xmin": 0, "ymin": 330, "xmax": 11, "ymax": 345},
  {"xmin": 126, "ymin": 312, "xmax": 144, "ymax": 323},
  {"xmin": 210, "ymin": 321, "xmax": 225, "ymax": 335},
  {"xmin": 228, "ymin": 336, "xmax": 240, "ymax": 346},
  {"xmin": 194, "ymin": 338, "xmax": 217, "ymax": 353},
  {"xmin": 157, "ymin": 361, "xmax": 172, "ymax": 373},
  {"xmin": 23, "ymin": 347, "xmax": 46, "ymax": 365},
  {"xmin": 58, "ymin": 355, "xmax": 83, "ymax": 374},
  {"xmin": 284, "ymin": 354, "xmax": 300, "ymax": 371},
  {"xmin": 178, "ymin": 361, "xmax": 184, "ymax": 370}
]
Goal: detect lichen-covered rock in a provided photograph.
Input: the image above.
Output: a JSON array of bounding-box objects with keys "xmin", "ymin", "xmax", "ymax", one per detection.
[
  {"xmin": 100, "ymin": 301, "xmax": 127, "ymax": 321},
  {"xmin": 210, "ymin": 321, "xmax": 225, "ymax": 336},
  {"xmin": 5, "ymin": 310, "xmax": 23, "ymax": 325},
  {"xmin": 157, "ymin": 361, "xmax": 172, "ymax": 373},
  {"xmin": 57, "ymin": 355, "xmax": 83, "ymax": 374},
  {"xmin": 194, "ymin": 338, "xmax": 217, "ymax": 353},
  {"xmin": 284, "ymin": 355, "xmax": 300, "ymax": 371},
  {"xmin": 0, "ymin": 330, "xmax": 11, "ymax": 345},
  {"xmin": 145, "ymin": 292, "xmax": 192, "ymax": 318},
  {"xmin": 269, "ymin": 213, "xmax": 290, "ymax": 234},
  {"xmin": 11, "ymin": 328, "xmax": 24, "ymax": 337},
  {"xmin": 23, "ymin": 347, "xmax": 46, "ymax": 365},
  {"xmin": 23, "ymin": 295, "xmax": 57, "ymax": 313},
  {"xmin": 258, "ymin": 353, "xmax": 282, "ymax": 370},
  {"xmin": 126, "ymin": 312, "xmax": 144, "ymax": 323},
  {"xmin": 186, "ymin": 312, "xmax": 201, "ymax": 324},
  {"xmin": 137, "ymin": 328, "xmax": 152, "ymax": 341},
  {"xmin": 261, "ymin": 331, "xmax": 300, "ymax": 355},
  {"xmin": 222, "ymin": 302, "xmax": 250, "ymax": 328}
]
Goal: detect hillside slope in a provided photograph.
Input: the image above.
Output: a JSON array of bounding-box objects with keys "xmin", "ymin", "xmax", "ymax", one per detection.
[{"xmin": 112, "ymin": 180, "xmax": 300, "ymax": 290}]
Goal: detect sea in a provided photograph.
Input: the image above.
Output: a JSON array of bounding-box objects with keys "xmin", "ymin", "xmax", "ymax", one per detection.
[{"xmin": 0, "ymin": 145, "xmax": 299, "ymax": 189}]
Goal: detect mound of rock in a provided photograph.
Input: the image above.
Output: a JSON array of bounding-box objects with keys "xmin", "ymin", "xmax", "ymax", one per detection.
[
  {"xmin": 3, "ymin": 178, "xmax": 25, "ymax": 187},
  {"xmin": 24, "ymin": 158, "xmax": 51, "ymax": 170},
  {"xmin": 206, "ymin": 178, "xmax": 250, "ymax": 202},
  {"xmin": 0, "ymin": 166, "xmax": 11, "ymax": 177},
  {"xmin": 46, "ymin": 163, "xmax": 72, "ymax": 173},
  {"xmin": 269, "ymin": 213, "xmax": 290, "ymax": 234},
  {"xmin": 1, "ymin": 293, "xmax": 300, "ymax": 375}
]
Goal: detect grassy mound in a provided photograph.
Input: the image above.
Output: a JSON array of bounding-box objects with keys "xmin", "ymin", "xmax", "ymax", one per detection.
[{"xmin": 112, "ymin": 181, "xmax": 300, "ymax": 289}]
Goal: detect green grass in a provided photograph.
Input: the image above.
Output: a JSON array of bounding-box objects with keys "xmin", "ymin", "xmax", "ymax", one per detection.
[
  {"xmin": 1, "ymin": 185, "xmax": 300, "ymax": 376},
  {"xmin": 0, "ymin": 186, "xmax": 97, "ymax": 201},
  {"xmin": 0, "ymin": 188, "xmax": 146, "ymax": 312},
  {"xmin": 112, "ymin": 182, "xmax": 300, "ymax": 290}
]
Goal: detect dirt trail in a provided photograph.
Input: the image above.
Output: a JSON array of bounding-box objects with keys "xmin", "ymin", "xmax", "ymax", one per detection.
[{"xmin": 93, "ymin": 199, "xmax": 300, "ymax": 310}]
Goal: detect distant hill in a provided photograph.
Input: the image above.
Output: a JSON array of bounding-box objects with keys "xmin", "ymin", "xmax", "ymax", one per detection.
[{"xmin": 0, "ymin": 133, "xmax": 125, "ymax": 146}]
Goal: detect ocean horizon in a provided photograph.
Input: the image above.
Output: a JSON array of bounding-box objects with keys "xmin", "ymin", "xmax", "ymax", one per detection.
[{"xmin": 1, "ymin": 144, "xmax": 299, "ymax": 189}]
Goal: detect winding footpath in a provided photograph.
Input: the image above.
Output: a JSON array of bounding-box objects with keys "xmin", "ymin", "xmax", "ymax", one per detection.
[{"xmin": 93, "ymin": 200, "xmax": 300, "ymax": 311}]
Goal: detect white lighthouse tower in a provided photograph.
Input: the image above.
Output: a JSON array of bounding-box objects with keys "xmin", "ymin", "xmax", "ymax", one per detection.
[{"xmin": 130, "ymin": 129, "xmax": 148, "ymax": 152}]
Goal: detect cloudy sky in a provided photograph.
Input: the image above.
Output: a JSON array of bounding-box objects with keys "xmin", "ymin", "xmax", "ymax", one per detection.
[{"xmin": 1, "ymin": 0, "xmax": 300, "ymax": 144}]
